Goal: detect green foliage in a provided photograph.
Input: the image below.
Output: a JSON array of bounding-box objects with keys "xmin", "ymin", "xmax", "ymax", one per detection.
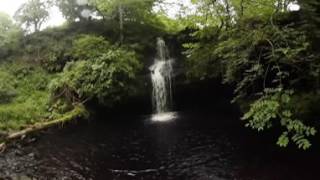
[
  {"xmin": 0, "ymin": 63, "xmax": 54, "ymax": 131},
  {"xmin": 183, "ymin": 0, "xmax": 320, "ymax": 149},
  {"xmin": 72, "ymin": 34, "xmax": 111, "ymax": 60},
  {"xmin": 91, "ymin": 0, "xmax": 160, "ymax": 43},
  {"xmin": 20, "ymin": 26, "xmax": 77, "ymax": 72},
  {"xmin": 50, "ymin": 48, "xmax": 142, "ymax": 105},
  {"xmin": 242, "ymin": 88, "xmax": 316, "ymax": 150},
  {"xmin": 0, "ymin": 71, "xmax": 17, "ymax": 104},
  {"xmin": 242, "ymin": 90, "xmax": 280, "ymax": 131},
  {"xmin": 55, "ymin": 0, "xmax": 97, "ymax": 22},
  {"xmin": 0, "ymin": 61, "xmax": 89, "ymax": 132},
  {"xmin": 92, "ymin": 0, "xmax": 156, "ymax": 19}
]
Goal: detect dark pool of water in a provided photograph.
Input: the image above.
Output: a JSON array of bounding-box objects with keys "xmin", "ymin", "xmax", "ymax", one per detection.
[{"xmin": 0, "ymin": 110, "xmax": 319, "ymax": 180}]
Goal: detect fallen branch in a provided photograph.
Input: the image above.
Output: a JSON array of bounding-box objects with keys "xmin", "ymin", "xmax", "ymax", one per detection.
[{"xmin": 0, "ymin": 104, "xmax": 88, "ymax": 153}]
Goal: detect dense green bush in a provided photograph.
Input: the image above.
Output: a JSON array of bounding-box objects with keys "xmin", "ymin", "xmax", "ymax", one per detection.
[
  {"xmin": 0, "ymin": 71, "xmax": 17, "ymax": 104},
  {"xmin": 0, "ymin": 63, "xmax": 54, "ymax": 131},
  {"xmin": 71, "ymin": 34, "xmax": 111, "ymax": 60},
  {"xmin": 20, "ymin": 26, "xmax": 76, "ymax": 72},
  {"xmin": 50, "ymin": 48, "xmax": 142, "ymax": 105},
  {"xmin": 39, "ymin": 41, "xmax": 73, "ymax": 72}
]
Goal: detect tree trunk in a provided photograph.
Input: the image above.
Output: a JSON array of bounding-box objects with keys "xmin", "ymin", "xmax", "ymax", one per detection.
[
  {"xmin": 119, "ymin": 4, "xmax": 124, "ymax": 44},
  {"xmin": 240, "ymin": 0, "xmax": 244, "ymax": 17},
  {"xmin": 224, "ymin": 0, "xmax": 232, "ymax": 28},
  {"xmin": 34, "ymin": 22, "xmax": 39, "ymax": 32}
]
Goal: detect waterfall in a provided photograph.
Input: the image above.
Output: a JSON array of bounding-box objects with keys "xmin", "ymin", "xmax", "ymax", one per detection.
[{"xmin": 150, "ymin": 37, "xmax": 174, "ymax": 114}]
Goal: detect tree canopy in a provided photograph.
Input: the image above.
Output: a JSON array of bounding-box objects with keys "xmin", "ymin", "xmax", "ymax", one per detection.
[{"xmin": 14, "ymin": 0, "xmax": 50, "ymax": 32}]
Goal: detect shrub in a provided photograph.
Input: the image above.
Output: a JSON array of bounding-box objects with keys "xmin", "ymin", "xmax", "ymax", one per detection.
[
  {"xmin": 0, "ymin": 71, "xmax": 17, "ymax": 104},
  {"xmin": 0, "ymin": 63, "xmax": 55, "ymax": 131},
  {"xmin": 50, "ymin": 48, "xmax": 142, "ymax": 105},
  {"xmin": 71, "ymin": 34, "xmax": 111, "ymax": 60}
]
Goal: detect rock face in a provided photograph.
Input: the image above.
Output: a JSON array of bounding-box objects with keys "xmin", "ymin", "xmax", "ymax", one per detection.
[{"xmin": 173, "ymin": 78, "xmax": 236, "ymax": 112}]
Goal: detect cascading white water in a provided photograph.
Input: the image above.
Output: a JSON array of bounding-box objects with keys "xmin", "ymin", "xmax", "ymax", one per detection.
[{"xmin": 150, "ymin": 38, "xmax": 175, "ymax": 121}]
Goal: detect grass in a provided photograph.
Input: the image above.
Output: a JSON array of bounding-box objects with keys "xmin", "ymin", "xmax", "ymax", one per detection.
[{"xmin": 0, "ymin": 62, "xmax": 55, "ymax": 132}]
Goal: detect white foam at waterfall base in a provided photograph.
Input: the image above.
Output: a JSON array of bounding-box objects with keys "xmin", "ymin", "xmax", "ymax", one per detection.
[{"xmin": 151, "ymin": 112, "xmax": 178, "ymax": 122}]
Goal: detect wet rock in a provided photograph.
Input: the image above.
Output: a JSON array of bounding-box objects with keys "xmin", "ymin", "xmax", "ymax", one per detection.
[
  {"xmin": 14, "ymin": 150, "xmax": 24, "ymax": 157},
  {"xmin": 168, "ymin": 163, "xmax": 175, "ymax": 168},
  {"xmin": 27, "ymin": 153, "xmax": 35, "ymax": 158},
  {"xmin": 129, "ymin": 157, "xmax": 139, "ymax": 161},
  {"xmin": 26, "ymin": 138, "xmax": 37, "ymax": 144}
]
